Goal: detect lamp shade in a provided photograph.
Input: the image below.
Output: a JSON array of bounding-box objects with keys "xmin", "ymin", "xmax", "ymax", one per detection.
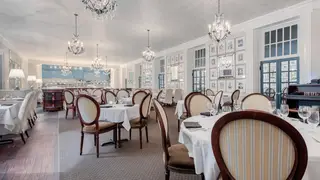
[
  {"xmin": 9, "ymin": 69, "xmax": 25, "ymax": 78},
  {"xmin": 36, "ymin": 79, "xmax": 42, "ymax": 83},
  {"xmin": 27, "ymin": 75, "xmax": 36, "ymax": 82}
]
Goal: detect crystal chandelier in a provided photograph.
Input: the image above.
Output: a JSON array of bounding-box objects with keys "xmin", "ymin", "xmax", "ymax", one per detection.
[
  {"xmin": 82, "ymin": 0, "xmax": 117, "ymax": 20},
  {"xmin": 102, "ymin": 56, "xmax": 111, "ymax": 75},
  {"xmin": 61, "ymin": 52, "xmax": 72, "ymax": 76},
  {"xmin": 68, "ymin": 14, "xmax": 85, "ymax": 55},
  {"xmin": 208, "ymin": 0, "xmax": 231, "ymax": 43},
  {"xmin": 142, "ymin": 29, "xmax": 155, "ymax": 62},
  {"xmin": 91, "ymin": 44, "xmax": 104, "ymax": 76}
]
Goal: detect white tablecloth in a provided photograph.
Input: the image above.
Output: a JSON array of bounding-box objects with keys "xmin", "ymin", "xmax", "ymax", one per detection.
[
  {"xmin": 121, "ymin": 97, "xmax": 132, "ymax": 105},
  {"xmin": 178, "ymin": 114, "xmax": 320, "ymax": 180},
  {"xmin": 99, "ymin": 104, "xmax": 140, "ymax": 131},
  {"xmin": 0, "ymin": 102, "xmax": 22, "ymax": 132}
]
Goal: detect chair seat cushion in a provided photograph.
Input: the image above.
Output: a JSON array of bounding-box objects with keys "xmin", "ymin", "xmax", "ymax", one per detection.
[
  {"xmin": 168, "ymin": 144, "xmax": 195, "ymax": 169},
  {"xmin": 130, "ymin": 117, "xmax": 146, "ymax": 128},
  {"xmin": 223, "ymin": 101, "xmax": 232, "ymax": 106},
  {"xmin": 83, "ymin": 122, "xmax": 116, "ymax": 133}
]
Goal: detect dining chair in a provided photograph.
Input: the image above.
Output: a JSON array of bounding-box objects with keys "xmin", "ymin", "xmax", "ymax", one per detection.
[
  {"xmin": 76, "ymin": 94, "xmax": 118, "ymax": 158},
  {"xmin": 213, "ymin": 91, "xmax": 223, "ymax": 113},
  {"xmin": 31, "ymin": 90, "xmax": 41, "ymax": 121},
  {"xmin": 92, "ymin": 89, "xmax": 103, "ymax": 104},
  {"xmin": 163, "ymin": 89, "xmax": 173, "ymax": 105},
  {"xmin": 206, "ymin": 89, "xmax": 215, "ymax": 96},
  {"xmin": 222, "ymin": 89, "xmax": 240, "ymax": 111},
  {"xmin": 124, "ymin": 93, "xmax": 151, "ymax": 149},
  {"xmin": 282, "ymin": 87, "xmax": 288, "ymax": 104},
  {"xmin": 153, "ymin": 99, "xmax": 205, "ymax": 180},
  {"xmin": 113, "ymin": 89, "xmax": 119, "ymax": 95},
  {"xmin": 17, "ymin": 91, "xmax": 35, "ymax": 143},
  {"xmin": 105, "ymin": 90, "xmax": 117, "ymax": 104},
  {"xmin": 211, "ymin": 110, "xmax": 308, "ymax": 180},
  {"xmin": 173, "ymin": 89, "xmax": 183, "ymax": 104},
  {"xmin": 241, "ymin": 93, "xmax": 271, "ymax": 112},
  {"xmin": 116, "ymin": 89, "xmax": 130, "ymax": 99},
  {"xmin": 64, "ymin": 90, "xmax": 76, "ymax": 119},
  {"xmin": 156, "ymin": 89, "xmax": 163, "ymax": 102},
  {"xmin": 264, "ymin": 87, "xmax": 276, "ymax": 101},
  {"xmin": 188, "ymin": 93, "xmax": 212, "ymax": 116},
  {"xmin": 132, "ymin": 90, "xmax": 147, "ymax": 105}
]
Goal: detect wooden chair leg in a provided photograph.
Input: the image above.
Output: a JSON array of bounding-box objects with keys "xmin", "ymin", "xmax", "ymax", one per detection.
[
  {"xmin": 139, "ymin": 128, "xmax": 142, "ymax": 149},
  {"xmin": 80, "ymin": 132, "xmax": 84, "ymax": 155},
  {"xmin": 20, "ymin": 133, "xmax": 26, "ymax": 144},
  {"xmin": 28, "ymin": 119, "xmax": 33, "ymax": 129},
  {"xmin": 96, "ymin": 134, "xmax": 100, "ymax": 158},
  {"xmin": 129, "ymin": 129, "xmax": 132, "ymax": 140},
  {"xmin": 25, "ymin": 131, "xmax": 29, "ymax": 138},
  {"xmin": 165, "ymin": 168, "xmax": 170, "ymax": 180},
  {"xmin": 31, "ymin": 119, "xmax": 35, "ymax": 125},
  {"xmin": 72, "ymin": 108, "xmax": 75, "ymax": 119},
  {"xmin": 201, "ymin": 173, "xmax": 205, "ymax": 180},
  {"xmin": 114, "ymin": 128, "xmax": 118, "ymax": 149},
  {"xmin": 65, "ymin": 109, "xmax": 69, "ymax": 119},
  {"xmin": 178, "ymin": 119, "xmax": 180, "ymax": 132},
  {"xmin": 94, "ymin": 134, "xmax": 96, "ymax": 146},
  {"xmin": 145, "ymin": 126, "xmax": 149, "ymax": 143}
]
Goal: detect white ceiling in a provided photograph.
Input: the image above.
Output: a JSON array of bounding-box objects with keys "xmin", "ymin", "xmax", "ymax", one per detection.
[{"xmin": 0, "ymin": 0, "xmax": 304, "ymax": 65}]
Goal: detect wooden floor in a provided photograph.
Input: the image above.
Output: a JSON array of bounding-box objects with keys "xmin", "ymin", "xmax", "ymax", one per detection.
[{"xmin": 0, "ymin": 112, "xmax": 59, "ymax": 180}]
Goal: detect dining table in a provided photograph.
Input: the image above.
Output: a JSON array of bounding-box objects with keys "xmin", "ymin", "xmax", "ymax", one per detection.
[{"xmin": 178, "ymin": 113, "xmax": 320, "ymax": 180}]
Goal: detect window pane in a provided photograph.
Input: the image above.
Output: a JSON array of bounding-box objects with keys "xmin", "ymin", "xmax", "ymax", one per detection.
[
  {"xmin": 277, "ymin": 43, "xmax": 283, "ymax": 56},
  {"xmin": 271, "ymin": 44, "xmax": 276, "ymax": 57},
  {"xmin": 265, "ymin": 45, "xmax": 270, "ymax": 58},
  {"xmin": 284, "ymin": 26, "xmax": 290, "ymax": 41},
  {"xmin": 271, "ymin": 30, "xmax": 276, "ymax": 43},
  {"xmin": 277, "ymin": 29, "xmax": 283, "ymax": 42},
  {"xmin": 291, "ymin": 25, "xmax": 298, "ymax": 39},
  {"xmin": 284, "ymin": 41, "xmax": 290, "ymax": 55},
  {"xmin": 291, "ymin": 40, "xmax": 298, "ymax": 54},
  {"xmin": 265, "ymin": 32, "xmax": 270, "ymax": 44}
]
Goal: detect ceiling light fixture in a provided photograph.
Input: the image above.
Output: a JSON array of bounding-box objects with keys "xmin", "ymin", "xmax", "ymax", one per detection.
[
  {"xmin": 91, "ymin": 44, "xmax": 104, "ymax": 76},
  {"xmin": 61, "ymin": 52, "xmax": 72, "ymax": 76},
  {"xmin": 208, "ymin": 0, "xmax": 231, "ymax": 43},
  {"xmin": 68, "ymin": 14, "xmax": 85, "ymax": 55},
  {"xmin": 142, "ymin": 29, "xmax": 155, "ymax": 62},
  {"xmin": 82, "ymin": 0, "xmax": 117, "ymax": 20},
  {"xmin": 102, "ymin": 56, "xmax": 111, "ymax": 75}
]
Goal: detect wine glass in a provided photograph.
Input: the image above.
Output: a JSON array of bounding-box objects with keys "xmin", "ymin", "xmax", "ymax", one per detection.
[
  {"xmin": 298, "ymin": 106, "xmax": 311, "ymax": 124},
  {"xmin": 270, "ymin": 101, "xmax": 277, "ymax": 114},
  {"xmin": 206, "ymin": 102, "xmax": 214, "ymax": 116},
  {"xmin": 222, "ymin": 106, "xmax": 231, "ymax": 113},
  {"xmin": 280, "ymin": 104, "xmax": 289, "ymax": 118},
  {"xmin": 233, "ymin": 104, "xmax": 241, "ymax": 111},
  {"xmin": 307, "ymin": 110, "xmax": 319, "ymax": 131}
]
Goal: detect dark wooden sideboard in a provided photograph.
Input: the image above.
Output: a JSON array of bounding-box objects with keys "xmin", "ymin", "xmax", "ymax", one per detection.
[{"xmin": 42, "ymin": 89, "xmax": 64, "ymax": 112}]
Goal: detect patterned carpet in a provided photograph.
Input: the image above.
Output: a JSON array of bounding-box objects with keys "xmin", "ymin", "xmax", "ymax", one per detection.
[{"xmin": 58, "ymin": 106, "xmax": 204, "ymax": 180}]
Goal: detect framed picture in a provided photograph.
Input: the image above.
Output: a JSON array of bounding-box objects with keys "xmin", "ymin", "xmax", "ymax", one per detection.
[
  {"xmin": 210, "ymin": 81, "xmax": 218, "ymax": 91},
  {"xmin": 235, "ymin": 51, "xmax": 245, "ymax": 64},
  {"xmin": 210, "ymin": 56, "xmax": 218, "ymax": 68},
  {"xmin": 226, "ymin": 80, "xmax": 235, "ymax": 93},
  {"xmin": 218, "ymin": 41, "xmax": 226, "ymax": 55},
  {"xmin": 170, "ymin": 56, "xmax": 174, "ymax": 64},
  {"xmin": 236, "ymin": 37, "xmax": 245, "ymax": 51},
  {"xmin": 218, "ymin": 80, "xmax": 226, "ymax": 91},
  {"xmin": 175, "ymin": 55, "xmax": 179, "ymax": 64},
  {"xmin": 236, "ymin": 79, "xmax": 246, "ymax": 93},
  {"xmin": 209, "ymin": 68, "xmax": 218, "ymax": 80},
  {"xmin": 209, "ymin": 44, "xmax": 217, "ymax": 56},
  {"xmin": 236, "ymin": 65, "xmax": 246, "ymax": 79},
  {"xmin": 226, "ymin": 39, "xmax": 235, "ymax": 53},
  {"xmin": 179, "ymin": 54, "xmax": 184, "ymax": 62}
]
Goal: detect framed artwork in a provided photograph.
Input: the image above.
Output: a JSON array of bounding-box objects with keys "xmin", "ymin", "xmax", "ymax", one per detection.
[
  {"xmin": 210, "ymin": 81, "xmax": 218, "ymax": 91},
  {"xmin": 236, "ymin": 64, "xmax": 246, "ymax": 79},
  {"xmin": 218, "ymin": 41, "xmax": 226, "ymax": 55},
  {"xmin": 235, "ymin": 51, "xmax": 245, "ymax": 64},
  {"xmin": 226, "ymin": 80, "xmax": 235, "ymax": 93},
  {"xmin": 209, "ymin": 44, "xmax": 217, "ymax": 56},
  {"xmin": 179, "ymin": 54, "xmax": 184, "ymax": 62},
  {"xmin": 175, "ymin": 55, "xmax": 179, "ymax": 64},
  {"xmin": 170, "ymin": 56, "xmax": 174, "ymax": 64},
  {"xmin": 210, "ymin": 56, "xmax": 218, "ymax": 68},
  {"xmin": 209, "ymin": 68, "xmax": 218, "ymax": 80},
  {"xmin": 226, "ymin": 39, "xmax": 235, "ymax": 53},
  {"xmin": 236, "ymin": 37, "xmax": 245, "ymax": 51},
  {"xmin": 236, "ymin": 79, "xmax": 246, "ymax": 93},
  {"xmin": 218, "ymin": 80, "xmax": 226, "ymax": 91}
]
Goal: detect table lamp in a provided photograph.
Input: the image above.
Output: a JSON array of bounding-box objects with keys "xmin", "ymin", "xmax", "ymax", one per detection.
[
  {"xmin": 8, "ymin": 69, "xmax": 25, "ymax": 90},
  {"xmin": 27, "ymin": 75, "xmax": 36, "ymax": 89}
]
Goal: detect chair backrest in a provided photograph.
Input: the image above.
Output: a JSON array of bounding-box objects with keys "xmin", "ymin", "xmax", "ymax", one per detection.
[
  {"xmin": 116, "ymin": 89, "xmax": 129, "ymax": 99},
  {"xmin": 105, "ymin": 90, "xmax": 117, "ymax": 104},
  {"xmin": 92, "ymin": 89, "xmax": 103, "ymax": 104},
  {"xmin": 206, "ymin": 89, "xmax": 215, "ymax": 96},
  {"xmin": 132, "ymin": 90, "xmax": 147, "ymax": 105},
  {"xmin": 156, "ymin": 90, "xmax": 163, "ymax": 100},
  {"xmin": 140, "ymin": 93, "xmax": 152, "ymax": 119},
  {"xmin": 231, "ymin": 89, "xmax": 240, "ymax": 105},
  {"xmin": 32, "ymin": 90, "xmax": 41, "ymax": 110},
  {"xmin": 18, "ymin": 91, "xmax": 34, "ymax": 125},
  {"xmin": 241, "ymin": 93, "xmax": 271, "ymax": 112},
  {"xmin": 64, "ymin": 90, "xmax": 75, "ymax": 105},
  {"xmin": 164, "ymin": 89, "xmax": 173, "ymax": 104},
  {"xmin": 145, "ymin": 89, "xmax": 152, "ymax": 94},
  {"xmin": 188, "ymin": 93, "xmax": 212, "ymax": 116},
  {"xmin": 213, "ymin": 90, "xmax": 223, "ymax": 110},
  {"xmin": 282, "ymin": 87, "xmax": 288, "ymax": 104},
  {"xmin": 76, "ymin": 95, "xmax": 100, "ymax": 127},
  {"xmin": 113, "ymin": 89, "xmax": 119, "ymax": 94},
  {"xmin": 184, "ymin": 92, "xmax": 202, "ymax": 117},
  {"xmin": 153, "ymin": 99, "xmax": 171, "ymax": 165},
  {"xmin": 173, "ymin": 89, "xmax": 183, "ymax": 103},
  {"xmin": 211, "ymin": 110, "xmax": 308, "ymax": 180},
  {"xmin": 264, "ymin": 87, "xmax": 276, "ymax": 100}
]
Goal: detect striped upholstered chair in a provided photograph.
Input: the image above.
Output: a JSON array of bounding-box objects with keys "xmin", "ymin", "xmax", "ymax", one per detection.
[
  {"xmin": 241, "ymin": 93, "xmax": 271, "ymax": 112},
  {"xmin": 211, "ymin": 110, "xmax": 308, "ymax": 180}
]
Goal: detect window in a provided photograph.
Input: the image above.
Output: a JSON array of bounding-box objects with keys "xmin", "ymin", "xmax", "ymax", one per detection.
[
  {"xmin": 194, "ymin": 48, "xmax": 206, "ymax": 68},
  {"xmin": 264, "ymin": 25, "xmax": 298, "ymax": 58},
  {"xmin": 160, "ymin": 59, "xmax": 165, "ymax": 73}
]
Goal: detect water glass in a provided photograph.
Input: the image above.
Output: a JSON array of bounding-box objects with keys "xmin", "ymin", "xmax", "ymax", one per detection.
[
  {"xmin": 233, "ymin": 104, "xmax": 241, "ymax": 111},
  {"xmin": 307, "ymin": 110, "xmax": 319, "ymax": 131},
  {"xmin": 298, "ymin": 106, "xmax": 311, "ymax": 123},
  {"xmin": 270, "ymin": 101, "xmax": 277, "ymax": 113},
  {"xmin": 222, "ymin": 106, "xmax": 231, "ymax": 113},
  {"xmin": 280, "ymin": 104, "xmax": 289, "ymax": 118},
  {"xmin": 206, "ymin": 102, "xmax": 216, "ymax": 116}
]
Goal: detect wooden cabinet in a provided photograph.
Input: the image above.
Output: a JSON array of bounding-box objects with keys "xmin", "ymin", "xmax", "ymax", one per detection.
[{"xmin": 42, "ymin": 89, "xmax": 64, "ymax": 112}]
